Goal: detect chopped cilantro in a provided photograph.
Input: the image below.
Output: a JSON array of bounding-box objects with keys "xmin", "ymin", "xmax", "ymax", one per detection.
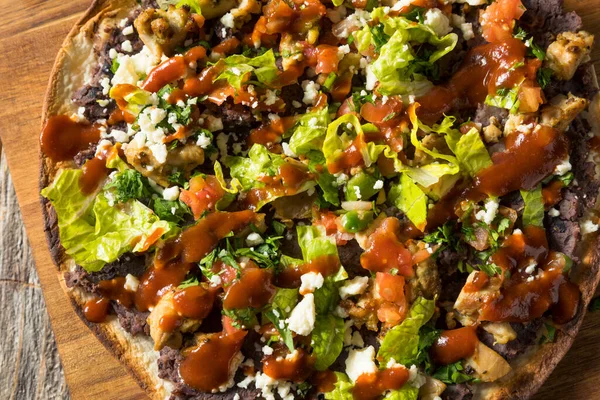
[
  {"xmin": 432, "ymin": 361, "xmax": 479, "ymax": 384},
  {"xmin": 105, "ymin": 169, "xmax": 152, "ymax": 203},
  {"xmin": 537, "ymin": 67, "xmax": 553, "ymax": 89}
]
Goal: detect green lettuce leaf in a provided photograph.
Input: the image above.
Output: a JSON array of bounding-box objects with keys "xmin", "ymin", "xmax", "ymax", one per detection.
[
  {"xmin": 109, "ymin": 86, "xmax": 154, "ymax": 116},
  {"xmin": 324, "ymin": 372, "xmax": 354, "ymax": 400},
  {"xmin": 157, "ymin": 0, "xmax": 203, "ymax": 14},
  {"xmin": 306, "ymin": 151, "xmax": 340, "ymax": 206},
  {"xmin": 289, "ymin": 107, "xmax": 330, "ymax": 155},
  {"xmin": 388, "ymin": 173, "xmax": 428, "ymax": 231},
  {"xmin": 521, "ymin": 185, "xmax": 544, "ymax": 227},
  {"xmin": 377, "ymin": 297, "xmax": 436, "ymax": 365},
  {"xmin": 41, "ymin": 169, "xmax": 171, "ymax": 271},
  {"xmin": 215, "ymin": 50, "xmax": 278, "ymax": 89},
  {"xmin": 264, "ymin": 288, "xmax": 299, "ymax": 351},
  {"xmin": 363, "ymin": 9, "xmax": 458, "ymax": 96},
  {"xmin": 485, "ymin": 87, "xmax": 520, "ymax": 114},
  {"xmin": 311, "ymin": 314, "xmax": 345, "ymax": 370},
  {"xmin": 297, "ymin": 225, "xmax": 338, "ymax": 261},
  {"xmin": 445, "ymin": 127, "xmax": 492, "ymax": 177},
  {"xmin": 383, "ymin": 385, "xmax": 420, "ymax": 400}
]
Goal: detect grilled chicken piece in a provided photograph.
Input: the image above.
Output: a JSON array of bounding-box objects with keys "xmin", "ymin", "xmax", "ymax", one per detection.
[
  {"xmin": 483, "ymin": 322, "xmax": 517, "ymax": 345},
  {"xmin": 407, "ymin": 256, "xmax": 442, "ymax": 302},
  {"xmin": 545, "ymin": 31, "xmax": 594, "ymax": 80},
  {"xmin": 453, "ymin": 271, "xmax": 502, "ymax": 326},
  {"xmin": 540, "ymin": 93, "xmax": 588, "ymax": 132},
  {"xmin": 134, "ymin": 6, "xmax": 194, "ymax": 58},
  {"xmin": 147, "ymin": 290, "xmax": 203, "ymax": 350},
  {"xmin": 464, "ymin": 342, "xmax": 512, "ymax": 382},
  {"xmin": 125, "ymin": 142, "xmax": 204, "ymax": 187}
]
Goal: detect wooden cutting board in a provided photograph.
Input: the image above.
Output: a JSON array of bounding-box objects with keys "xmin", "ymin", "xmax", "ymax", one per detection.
[{"xmin": 0, "ymin": 1, "xmax": 599, "ymax": 399}]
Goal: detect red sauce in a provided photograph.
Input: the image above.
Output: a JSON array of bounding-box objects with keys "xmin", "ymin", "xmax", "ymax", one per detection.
[
  {"xmin": 135, "ymin": 262, "xmax": 192, "ymax": 312},
  {"xmin": 179, "ymin": 330, "xmax": 247, "ymax": 392},
  {"xmin": 276, "ymin": 254, "xmax": 341, "ymax": 288},
  {"xmin": 83, "ymin": 297, "xmax": 110, "ymax": 323},
  {"xmin": 542, "ymin": 180, "xmax": 564, "ymax": 207},
  {"xmin": 352, "ymin": 367, "xmax": 410, "ymax": 400},
  {"xmin": 40, "ymin": 115, "xmax": 100, "ymax": 162},
  {"xmin": 173, "ymin": 285, "xmax": 216, "ymax": 320},
  {"xmin": 248, "ymin": 116, "xmax": 296, "ymax": 147},
  {"xmin": 79, "ymin": 153, "xmax": 109, "ymax": 194},
  {"xmin": 360, "ymin": 218, "xmax": 414, "ymax": 276},
  {"xmin": 156, "ymin": 211, "xmax": 257, "ymax": 268},
  {"xmin": 108, "ymin": 108, "xmax": 136, "ymax": 125},
  {"xmin": 327, "ymin": 135, "xmax": 365, "ymax": 174},
  {"xmin": 142, "ymin": 56, "xmax": 187, "ymax": 93},
  {"xmin": 159, "ymin": 313, "xmax": 180, "ymax": 332},
  {"xmin": 243, "ymin": 162, "xmax": 313, "ymax": 209},
  {"xmin": 312, "ymin": 370, "xmax": 337, "ymax": 393},
  {"xmin": 430, "ymin": 326, "xmax": 478, "ymax": 365},
  {"xmin": 184, "ymin": 46, "xmax": 207, "ymax": 64},
  {"xmin": 262, "ymin": 348, "xmax": 315, "ymax": 382},
  {"xmin": 97, "ymin": 277, "xmax": 134, "ymax": 307},
  {"xmin": 183, "ymin": 64, "xmax": 224, "ymax": 98},
  {"xmin": 480, "ymin": 226, "xmax": 580, "ymax": 323},
  {"xmin": 474, "ymin": 125, "xmax": 568, "ymax": 197},
  {"xmin": 464, "ymin": 271, "xmax": 490, "ymax": 292},
  {"xmin": 417, "ymin": 38, "xmax": 528, "ymax": 123},
  {"xmin": 223, "ymin": 266, "xmax": 276, "ymax": 309}
]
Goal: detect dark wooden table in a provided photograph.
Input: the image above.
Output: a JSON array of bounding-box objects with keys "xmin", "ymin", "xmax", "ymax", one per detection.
[{"xmin": 1, "ymin": 1, "xmax": 600, "ymax": 399}]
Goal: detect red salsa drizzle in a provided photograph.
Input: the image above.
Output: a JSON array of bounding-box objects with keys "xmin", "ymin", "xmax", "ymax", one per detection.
[
  {"xmin": 352, "ymin": 367, "xmax": 410, "ymax": 400},
  {"xmin": 223, "ymin": 265, "xmax": 276, "ymax": 309},
  {"xmin": 276, "ymin": 254, "xmax": 341, "ymax": 288},
  {"xmin": 173, "ymin": 285, "xmax": 216, "ymax": 320},
  {"xmin": 141, "ymin": 56, "xmax": 188, "ymax": 93},
  {"xmin": 262, "ymin": 347, "xmax": 315, "ymax": 382},
  {"xmin": 480, "ymin": 225, "xmax": 580, "ymax": 323},
  {"xmin": 311, "ymin": 370, "xmax": 338, "ymax": 393},
  {"xmin": 179, "ymin": 328, "xmax": 247, "ymax": 392},
  {"xmin": 430, "ymin": 326, "xmax": 479, "ymax": 365},
  {"xmin": 83, "ymin": 297, "xmax": 110, "ymax": 323},
  {"xmin": 40, "ymin": 115, "xmax": 100, "ymax": 162},
  {"xmin": 360, "ymin": 218, "xmax": 414, "ymax": 276}
]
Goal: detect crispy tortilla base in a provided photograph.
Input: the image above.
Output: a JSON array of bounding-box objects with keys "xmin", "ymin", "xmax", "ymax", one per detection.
[{"xmin": 39, "ymin": 1, "xmax": 600, "ymax": 399}]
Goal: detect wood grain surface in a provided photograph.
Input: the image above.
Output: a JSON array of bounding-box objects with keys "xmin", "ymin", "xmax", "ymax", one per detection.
[{"xmin": 0, "ymin": 0, "xmax": 598, "ymax": 399}]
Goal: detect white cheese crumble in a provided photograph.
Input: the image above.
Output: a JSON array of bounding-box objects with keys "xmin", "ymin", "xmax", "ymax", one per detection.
[
  {"xmin": 124, "ymin": 274, "xmax": 140, "ymax": 292},
  {"xmin": 121, "ymin": 40, "xmax": 133, "ymax": 53},
  {"xmin": 262, "ymin": 345, "xmax": 274, "ymax": 355},
  {"xmin": 287, "ymin": 293, "xmax": 316, "ymax": 336},
  {"xmin": 408, "ymin": 365, "xmax": 426, "ymax": 388},
  {"xmin": 339, "ymin": 276, "xmax": 369, "ymax": 300},
  {"xmin": 365, "ymin": 65, "xmax": 377, "ymax": 90},
  {"xmin": 475, "ymin": 198, "xmax": 500, "ymax": 225},
  {"xmin": 299, "ymin": 272, "xmax": 324, "ymax": 294},
  {"xmin": 282, "ymin": 142, "xmax": 297, "ymax": 157},
  {"xmin": 220, "ymin": 12, "xmax": 235, "ymax": 29},
  {"xmin": 216, "ymin": 132, "xmax": 229, "ymax": 159},
  {"xmin": 345, "ymin": 346, "xmax": 378, "ymax": 382},
  {"xmin": 246, "ymin": 232, "xmax": 264, "ymax": 246},
  {"xmin": 548, "ymin": 208, "xmax": 560, "ymax": 217},
  {"xmin": 581, "ymin": 219, "xmax": 599, "ymax": 234},
  {"xmin": 122, "ymin": 25, "xmax": 134, "ymax": 36},
  {"xmin": 554, "ymin": 159, "xmax": 572, "ymax": 176},
  {"xmin": 264, "ymin": 89, "xmax": 278, "ymax": 106},
  {"xmin": 301, "ymin": 80, "xmax": 321, "ymax": 105},
  {"xmin": 163, "ymin": 186, "xmax": 180, "ymax": 201},
  {"xmin": 424, "ymin": 8, "xmax": 452, "ymax": 37},
  {"xmin": 373, "ymin": 180, "xmax": 384, "ymax": 190}
]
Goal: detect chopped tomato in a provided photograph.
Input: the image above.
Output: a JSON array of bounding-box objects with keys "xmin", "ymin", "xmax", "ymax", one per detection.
[
  {"xmin": 517, "ymin": 84, "xmax": 544, "ymax": 113},
  {"xmin": 264, "ymin": 0, "xmax": 296, "ymax": 33},
  {"xmin": 305, "ymin": 44, "xmax": 341, "ymax": 74},
  {"xmin": 315, "ymin": 210, "xmax": 339, "ymax": 236},
  {"xmin": 360, "ymin": 218, "xmax": 414, "ymax": 276},
  {"xmin": 360, "ymin": 96, "xmax": 403, "ymax": 124},
  {"xmin": 376, "ymin": 273, "xmax": 406, "ymax": 303},
  {"xmin": 212, "ymin": 37, "xmax": 241, "ymax": 55},
  {"xmin": 180, "ymin": 175, "xmax": 226, "ymax": 219},
  {"xmin": 430, "ymin": 327, "xmax": 478, "ymax": 365},
  {"xmin": 248, "ymin": 116, "xmax": 296, "ymax": 146},
  {"xmin": 480, "ymin": 0, "xmax": 526, "ymax": 43},
  {"xmin": 222, "ymin": 315, "xmax": 248, "ymax": 341},
  {"xmin": 250, "ymin": 16, "xmax": 278, "ymax": 48},
  {"xmin": 337, "ymin": 98, "xmax": 356, "ymax": 117}
]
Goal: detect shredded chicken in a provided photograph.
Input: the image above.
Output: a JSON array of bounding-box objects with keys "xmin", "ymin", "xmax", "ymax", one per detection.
[
  {"xmin": 147, "ymin": 290, "xmax": 203, "ymax": 350},
  {"xmin": 454, "ymin": 271, "xmax": 502, "ymax": 326},
  {"xmin": 540, "ymin": 93, "xmax": 588, "ymax": 132},
  {"xmin": 483, "ymin": 117, "xmax": 502, "ymax": 143},
  {"xmin": 483, "ymin": 322, "xmax": 517, "ymax": 345},
  {"xmin": 134, "ymin": 6, "xmax": 194, "ymax": 58},
  {"xmin": 545, "ymin": 31, "xmax": 594, "ymax": 80},
  {"xmin": 125, "ymin": 142, "xmax": 204, "ymax": 187},
  {"xmin": 407, "ymin": 255, "xmax": 442, "ymax": 302},
  {"xmin": 464, "ymin": 342, "xmax": 512, "ymax": 382}
]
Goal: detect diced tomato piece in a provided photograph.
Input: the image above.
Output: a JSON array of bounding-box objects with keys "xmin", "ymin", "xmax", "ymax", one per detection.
[
  {"xmin": 360, "ymin": 97, "xmax": 403, "ymax": 124},
  {"xmin": 480, "ymin": 0, "xmax": 526, "ymax": 43},
  {"xmin": 180, "ymin": 175, "xmax": 226, "ymax": 219},
  {"xmin": 376, "ymin": 273, "xmax": 406, "ymax": 303}
]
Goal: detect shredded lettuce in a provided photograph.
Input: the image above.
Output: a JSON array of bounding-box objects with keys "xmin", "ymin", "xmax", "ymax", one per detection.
[
  {"xmin": 383, "ymin": 385, "xmax": 420, "ymax": 400},
  {"xmin": 485, "ymin": 87, "xmax": 520, "ymax": 114},
  {"xmin": 445, "ymin": 127, "xmax": 492, "ymax": 177},
  {"xmin": 306, "ymin": 151, "xmax": 340, "ymax": 206},
  {"xmin": 264, "ymin": 288, "xmax": 298, "ymax": 351},
  {"xmin": 311, "ymin": 314, "xmax": 345, "ymax": 370},
  {"xmin": 521, "ymin": 185, "xmax": 545, "ymax": 227},
  {"xmin": 109, "ymin": 86, "xmax": 154, "ymax": 116},
  {"xmin": 357, "ymin": 9, "xmax": 458, "ymax": 96},
  {"xmin": 388, "ymin": 173, "xmax": 428, "ymax": 231},
  {"xmin": 377, "ymin": 297, "xmax": 436, "ymax": 365},
  {"xmin": 324, "ymin": 372, "xmax": 354, "ymax": 400},
  {"xmin": 297, "ymin": 225, "xmax": 338, "ymax": 261},
  {"xmin": 41, "ymin": 169, "xmax": 171, "ymax": 271},
  {"xmin": 225, "ymin": 144, "xmax": 316, "ymax": 209},
  {"xmin": 289, "ymin": 107, "xmax": 331, "ymax": 155},
  {"xmin": 215, "ymin": 50, "xmax": 279, "ymax": 89}
]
